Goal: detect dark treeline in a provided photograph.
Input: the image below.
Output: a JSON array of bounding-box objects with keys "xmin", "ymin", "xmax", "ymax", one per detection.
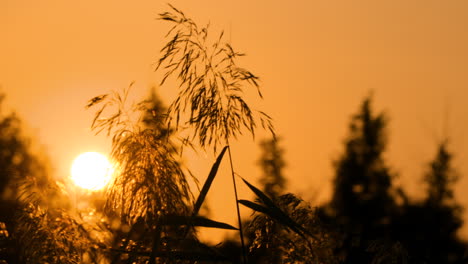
[
  {"xmin": 322, "ymin": 96, "xmax": 467, "ymax": 263},
  {"xmin": 218, "ymin": 96, "xmax": 468, "ymax": 263},
  {"xmin": 1, "ymin": 92, "xmax": 468, "ymax": 263}
]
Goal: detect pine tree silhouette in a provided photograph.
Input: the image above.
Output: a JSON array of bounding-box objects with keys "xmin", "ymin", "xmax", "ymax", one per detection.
[
  {"xmin": 393, "ymin": 141, "xmax": 467, "ymax": 263},
  {"xmin": 0, "ymin": 94, "xmax": 52, "ymax": 263},
  {"xmin": 250, "ymin": 137, "xmax": 286, "ymax": 264},
  {"xmin": 258, "ymin": 137, "xmax": 286, "ymax": 199},
  {"xmin": 326, "ymin": 95, "xmax": 397, "ymax": 262}
]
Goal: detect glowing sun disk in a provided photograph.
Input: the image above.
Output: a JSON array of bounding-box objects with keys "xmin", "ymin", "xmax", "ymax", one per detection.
[{"xmin": 71, "ymin": 152, "xmax": 113, "ymax": 191}]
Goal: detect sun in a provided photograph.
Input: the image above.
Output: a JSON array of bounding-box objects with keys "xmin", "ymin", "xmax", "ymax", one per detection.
[{"xmin": 70, "ymin": 152, "xmax": 113, "ymax": 191}]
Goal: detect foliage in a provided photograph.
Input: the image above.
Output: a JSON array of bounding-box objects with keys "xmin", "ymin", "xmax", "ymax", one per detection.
[
  {"xmin": 0, "ymin": 93, "xmax": 40, "ymax": 263},
  {"xmin": 6, "ymin": 3, "xmax": 468, "ymax": 263},
  {"xmin": 424, "ymin": 140, "xmax": 459, "ymax": 206},
  {"xmin": 85, "ymin": 4, "xmax": 278, "ymax": 263},
  {"xmin": 258, "ymin": 137, "xmax": 286, "ymax": 198},
  {"xmin": 88, "ymin": 86, "xmax": 198, "ymax": 263},
  {"xmin": 154, "ymin": 5, "xmax": 277, "ymax": 263},
  {"xmin": 319, "ymin": 96, "xmax": 398, "ymax": 262},
  {"xmin": 319, "ymin": 96, "xmax": 468, "ymax": 263},
  {"xmin": 244, "ymin": 191, "xmax": 340, "ymax": 264},
  {"xmin": 0, "ymin": 93, "xmax": 111, "ymax": 263},
  {"xmin": 141, "ymin": 87, "xmax": 173, "ymax": 140},
  {"xmin": 391, "ymin": 141, "xmax": 466, "ymax": 263},
  {"xmin": 16, "ymin": 205, "xmax": 109, "ymax": 264},
  {"xmin": 329, "ymin": 95, "xmax": 396, "ymax": 230},
  {"xmin": 156, "ymin": 4, "xmax": 274, "ymax": 151},
  {"xmin": 0, "ymin": 93, "xmax": 45, "ymax": 222},
  {"xmin": 88, "ymin": 86, "xmax": 193, "ymax": 226}
]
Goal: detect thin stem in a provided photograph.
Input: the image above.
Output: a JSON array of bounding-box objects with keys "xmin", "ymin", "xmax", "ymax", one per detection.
[{"xmin": 227, "ymin": 144, "xmax": 248, "ymax": 264}]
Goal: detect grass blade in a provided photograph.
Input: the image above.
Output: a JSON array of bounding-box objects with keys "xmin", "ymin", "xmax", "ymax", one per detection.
[
  {"xmin": 240, "ymin": 179, "xmax": 317, "ymax": 240},
  {"xmin": 160, "ymin": 215, "xmax": 237, "ymax": 230},
  {"xmin": 192, "ymin": 146, "xmax": 228, "ymax": 216},
  {"xmin": 240, "ymin": 177, "xmax": 277, "ymax": 209},
  {"xmin": 238, "ymin": 199, "xmax": 303, "ymax": 236}
]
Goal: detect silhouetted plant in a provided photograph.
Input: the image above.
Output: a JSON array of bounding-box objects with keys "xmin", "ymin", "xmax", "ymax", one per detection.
[
  {"xmin": 156, "ymin": 4, "xmax": 274, "ymax": 151},
  {"xmin": 88, "ymin": 84, "xmax": 193, "ymax": 223},
  {"xmin": 320, "ymin": 95, "xmax": 399, "ymax": 263},
  {"xmin": 0, "ymin": 93, "xmax": 109, "ymax": 263},
  {"xmin": 240, "ymin": 179, "xmax": 340, "ymax": 264},
  {"xmin": 425, "ymin": 140, "xmax": 459, "ymax": 206},
  {"xmin": 141, "ymin": 87, "xmax": 173, "ymax": 141},
  {"xmin": 87, "ymin": 85, "xmax": 199, "ymax": 264},
  {"xmin": 16, "ymin": 204, "xmax": 109, "ymax": 264},
  {"xmin": 14, "ymin": 149, "xmax": 110, "ymax": 264},
  {"xmin": 258, "ymin": 137, "xmax": 286, "ymax": 199},
  {"xmin": 246, "ymin": 137, "xmax": 287, "ymax": 263},
  {"xmin": 0, "ymin": 93, "xmax": 42, "ymax": 263},
  {"xmin": 0, "ymin": 93, "xmax": 46, "ymax": 228},
  {"xmin": 392, "ymin": 140, "xmax": 467, "ymax": 263},
  {"xmin": 215, "ymin": 137, "xmax": 286, "ymax": 264},
  {"xmin": 154, "ymin": 5, "xmax": 275, "ymax": 263}
]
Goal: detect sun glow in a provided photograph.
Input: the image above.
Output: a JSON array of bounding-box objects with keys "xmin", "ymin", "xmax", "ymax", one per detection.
[{"xmin": 71, "ymin": 152, "xmax": 113, "ymax": 191}]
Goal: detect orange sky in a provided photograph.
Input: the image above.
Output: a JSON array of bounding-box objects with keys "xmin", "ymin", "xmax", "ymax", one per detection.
[{"xmin": 3, "ymin": 0, "xmax": 468, "ymax": 240}]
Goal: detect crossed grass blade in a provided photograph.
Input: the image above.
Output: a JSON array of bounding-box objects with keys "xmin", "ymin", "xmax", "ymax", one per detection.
[{"xmin": 239, "ymin": 178, "xmax": 317, "ymax": 241}]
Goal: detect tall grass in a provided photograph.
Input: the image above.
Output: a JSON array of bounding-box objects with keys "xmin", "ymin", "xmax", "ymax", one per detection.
[{"xmin": 154, "ymin": 5, "xmax": 275, "ymax": 263}]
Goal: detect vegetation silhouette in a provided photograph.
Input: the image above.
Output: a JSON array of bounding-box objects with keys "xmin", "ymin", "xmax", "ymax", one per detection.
[
  {"xmin": 392, "ymin": 141, "xmax": 467, "ymax": 263},
  {"xmin": 216, "ymin": 137, "xmax": 288, "ymax": 264},
  {"xmin": 249, "ymin": 137, "xmax": 287, "ymax": 264},
  {"xmin": 0, "ymin": 93, "xmax": 39, "ymax": 263},
  {"xmin": 318, "ymin": 96, "xmax": 467, "ymax": 263},
  {"xmin": 218, "ymin": 96, "xmax": 468, "ymax": 264},
  {"xmin": 86, "ymin": 4, "xmax": 275, "ymax": 264},
  {"xmin": 258, "ymin": 137, "xmax": 286, "ymax": 199},
  {"xmin": 322, "ymin": 95, "xmax": 399, "ymax": 263},
  {"xmin": 0, "ymin": 93, "xmax": 109, "ymax": 264},
  {"xmin": 2, "ymin": 4, "xmax": 468, "ymax": 264}
]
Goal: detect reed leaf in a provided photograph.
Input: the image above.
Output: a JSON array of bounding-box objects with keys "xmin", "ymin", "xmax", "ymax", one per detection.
[
  {"xmin": 192, "ymin": 145, "xmax": 228, "ymax": 216},
  {"xmin": 238, "ymin": 199, "xmax": 305, "ymax": 239},
  {"xmin": 159, "ymin": 215, "xmax": 237, "ymax": 230},
  {"xmin": 240, "ymin": 178, "xmax": 316, "ymax": 240}
]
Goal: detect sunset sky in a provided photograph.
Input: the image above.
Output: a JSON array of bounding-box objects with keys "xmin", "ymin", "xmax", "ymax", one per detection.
[{"xmin": 3, "ymin": 0, "xmax": 468, "ymax": 240}]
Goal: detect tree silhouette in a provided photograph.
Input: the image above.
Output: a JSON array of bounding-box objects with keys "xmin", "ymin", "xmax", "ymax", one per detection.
[
  {"xmin": 141, "ymin": 87, "xmax": 173, "ymax": 141},
  {"xmin": 0, "ymin": 93, "xmax": 51, "ymax": 263},
  {"xmin": 258, "ymin": 137, "xmax": 286, "ymax": 199},
  {"xmin": 392, "ymin": 141, "xmax": 467, "ymax": 263},
  {"xmin": 0, "ymin": 93, "xmax": 29, "ymax": 263},
  {"xmin": 325, "ymin": 95, "xmax": 398, "ymax": 262},
  {"xmin": 0, "ymin": 94, "xmax": 36, "ymax": 221},
  {"xmin": 425, "ymin": 141, "xmax": 459, "ymax": 206},
  {"xmin": 0, "ymin": 93, "xmax": 105, "ymax": 264}
]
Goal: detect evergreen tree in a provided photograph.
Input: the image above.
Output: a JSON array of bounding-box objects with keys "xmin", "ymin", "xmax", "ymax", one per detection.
[
  {"xmin": 393, "ymin": 141, "xmax": 467, "ymax": 263},
  {"xmin": 249, "ymin": 138, "xmax": 286, "ymax": 264},
  {"xmin": 0, "ymin": 93, "xmax": 99, "ymax": 263},
  {"xmin": 327, "ymin": 96, "xmax": 397, "ymax": 262},
  {"xmin": 141, "ymin": 87, "xmax": 172, "ymax": 141},
  {"xmin": 425, "ymin": 141, "xmax": 458, "ymax": 206},
  {"xmin": 0, "ymin": 93, "xmax": 51, "ymax": 263},
  {"xmin": 258, "ymin": 137, "xmax": 286, "ymax": 199}
]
